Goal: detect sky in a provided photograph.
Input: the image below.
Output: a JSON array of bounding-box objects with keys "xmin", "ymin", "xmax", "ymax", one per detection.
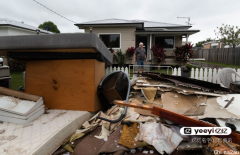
[{"xmin": 1, "ymin": 0, "xmax": 240, "ymax": 45}]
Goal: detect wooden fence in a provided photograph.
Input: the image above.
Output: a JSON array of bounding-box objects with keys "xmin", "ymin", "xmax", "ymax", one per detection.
[
  {"xmin": 193, "ymin": 48, "xmax": 240, "ymax": 66},
  {"xmin": 106, "ymin": 67, "xmax": 240, "ymax": 84}
]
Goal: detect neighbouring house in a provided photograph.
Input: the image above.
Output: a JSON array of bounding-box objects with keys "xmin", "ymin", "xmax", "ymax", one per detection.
[
  {"xmin": 0, "ymin": 18, "xmax": 54, "ymax": 36},
  {"xmin": 0, "ymin": 18, "xmax": 54, "ymax": 66},
  {"xmin": 202, "ymin": 41, "xmax": 223, "ymax": 49},
  {"xmin": 75, "ymin": 18, "xmax": 200, "ymax": 65}
]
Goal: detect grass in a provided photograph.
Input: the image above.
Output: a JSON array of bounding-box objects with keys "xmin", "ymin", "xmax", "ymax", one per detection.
[
  {"xmin": 195, "ymin": 60, "xmax": 240, "ymax": 68},
  {"xmin": 10, "ymin": 71, "xmax": 24, "ymax": 90}
]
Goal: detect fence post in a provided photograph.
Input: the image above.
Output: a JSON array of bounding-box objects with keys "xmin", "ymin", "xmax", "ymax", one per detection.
[
  {"xmin": 114, "ymin": 67, "xmax": 116, "ymax": 72},
  {"xmin": 217, "ymin": 68, "xmax": 221, "ymax": 84},
  {"xmin": 105, "ymin": 67, "xmax": 109, "ymax": 75},
  {"xmin": 110, "ymin": 66, "xmax": 112, "ymax": 73},
  {"xmin": 173, "ymin": 68, "xmax": 177, "ymax": 75},
  {"xmin": 212, "ymin": 68, "xmax": 217, "ymax": 83},
  {"xmin": 195, "ymin": 68, "xmax": 199, "ymax": 79},
  {"xmin": 117, "ymin": 67, "xmax": 120, "ymax": 71},
  {"xmin": 191, "ymin": 68, "xmax": 194, "ymax": 78},
  {"xmin": 208, "ymin": 68, "xmax": 212, "ymax": 82},
  {"xmin": 204, "ymin": 68, "xmax": 208, "ymax": 81},
  {"xmin": 199, "ymin": 68, "xmax": 203, "ymax": 80},
  {"xmin": 121, "ymin": 67, "xmax": 124, "ymax": 72},
  {"xmin": 125, "ymin": 67, "xmax": 128, "ymax": 76},
  {"xmin": 177, "ymin": 67, "xmax": 181, "ymax": 76}
]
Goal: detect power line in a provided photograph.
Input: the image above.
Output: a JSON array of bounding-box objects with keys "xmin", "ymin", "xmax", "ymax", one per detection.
[{"xmin": 33, "ymin": 0, "xmax": 77, "ymax": 23}]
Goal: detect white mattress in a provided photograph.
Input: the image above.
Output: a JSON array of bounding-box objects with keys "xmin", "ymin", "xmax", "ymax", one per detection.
[
  {"xmin": 0, "ymin": 96, "xmax": 44, "ymax": 116},
  {"xmin": 0, "ymin": 110, "xmax": 93, "ymax": 155}
]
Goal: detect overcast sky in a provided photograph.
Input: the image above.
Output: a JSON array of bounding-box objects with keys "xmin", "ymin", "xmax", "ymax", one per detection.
[{"xmin": 1, "ymin": 0, "xmax": 240, "ymax": 45}]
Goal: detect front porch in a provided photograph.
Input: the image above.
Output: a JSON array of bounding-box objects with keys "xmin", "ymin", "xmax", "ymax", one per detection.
[{"xmin": 133, "ymin": 30, "xmax": 196, "ymax": 65}]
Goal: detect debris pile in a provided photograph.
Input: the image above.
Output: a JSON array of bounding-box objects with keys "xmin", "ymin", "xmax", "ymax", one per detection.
[{"xmin": 54, "ymin": 72, "xmax": 240, "ymax": 155}]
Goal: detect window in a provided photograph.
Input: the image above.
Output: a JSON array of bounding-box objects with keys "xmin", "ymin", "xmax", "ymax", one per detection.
[
  {"xmin": 99, "ymin": 34, "xmax": 120, "ymax": 48},
  {"xmin": 155, "ymin": 36, "xmax": 174, "ymax": 48}
]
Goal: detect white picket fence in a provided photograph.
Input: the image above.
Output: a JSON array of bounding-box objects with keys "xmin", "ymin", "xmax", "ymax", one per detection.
[{"xmin": 105, "ymin": 67, "xmax": 240, "ymax": 84}]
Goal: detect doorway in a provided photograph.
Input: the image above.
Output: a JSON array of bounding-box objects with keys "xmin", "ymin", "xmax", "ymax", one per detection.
[{"xmin": 136, "ymin": 35, "xmax": 148, "ymax": 58}]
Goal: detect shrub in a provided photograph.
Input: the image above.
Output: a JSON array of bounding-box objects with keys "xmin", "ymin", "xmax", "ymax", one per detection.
[
  {"xmin": 150, "ymin": 44, "xmax": 167, "ymax": 63},
  {"xmin": 174, "ymin": 43, "xmax": 193, "ymax": 62},
  {"xmin": 113, "ymin": 49, "xmax": 132, "ymax": 68},
  {"xmin": 126, "ymin": 47, "xmax": 135, "ymax": 57}
]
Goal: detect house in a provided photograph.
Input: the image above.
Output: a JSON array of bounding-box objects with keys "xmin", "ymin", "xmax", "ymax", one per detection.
[
  {"xmin": 202, "ymin": 41, "xmax": 223, "ymax": 49},
  {"xmin": 75, "ymin": 18, "xmax": 200, "ymax": 65},
  {"xmin": 0, "ymin": 18, "xmax": 54, "ymax": 36}
]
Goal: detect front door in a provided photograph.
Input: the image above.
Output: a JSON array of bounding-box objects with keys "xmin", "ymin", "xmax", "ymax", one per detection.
[{"xmin": 136, "ymin": 35, "xmax": 148, "ymax": 59}]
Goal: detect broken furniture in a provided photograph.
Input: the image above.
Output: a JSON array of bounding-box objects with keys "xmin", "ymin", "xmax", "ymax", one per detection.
[
  {"xmin": 97, "ymin": 71, "xmax": 131, "ymax": 123},
  {"xmin": 0, "ymin": 86, "xmax": 44, "ymax": 124},
  {"xmin": 114, "ymin": 100, "xmax": 240, "ymax": 143},
  {"xmin": 217, "ymin": 68, "xmax": 240, "ymax": 88},
  {"xmin": 0, "ymin": 66, "xmax": 11, "ymax": 89},
  {"xmin": 230, "ymin": 81, "xmax": 240, "ymax": 93},
  {"xmin": 0, "ymin": 109, "xmax": 93, "ymax": 155},
  {"xmin": 0, "ymin": 33, "xmax": 113, "ymax": 112}
]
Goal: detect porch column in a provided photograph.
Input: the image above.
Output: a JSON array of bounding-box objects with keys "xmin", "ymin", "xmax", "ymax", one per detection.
[
  {"xmin": 149, "ymin": 34, "xmax": 152, "ymax": 61},
  {"xmin": 186, "ymin": 34, "xmax": 189, "ymax": 44}
]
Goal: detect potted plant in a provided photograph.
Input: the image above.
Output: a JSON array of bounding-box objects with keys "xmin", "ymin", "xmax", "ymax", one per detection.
[{"xmin": 150, "ymin": 44, "xmax": 167, "ymax": 63}]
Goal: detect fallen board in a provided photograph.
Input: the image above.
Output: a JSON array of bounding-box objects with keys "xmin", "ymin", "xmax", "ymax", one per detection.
[{"xmin": 0, "ymin": 110, "xmax": 93, "ymax": 155}]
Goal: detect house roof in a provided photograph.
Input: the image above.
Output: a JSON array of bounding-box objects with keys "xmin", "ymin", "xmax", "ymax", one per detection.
[
  {"xmin": 75, "ymin": 18, "xmax": 192, "ymax": 29},
  {"xmin": 0, "ymin": 18, "xmax": 54, "ymax": 34}
]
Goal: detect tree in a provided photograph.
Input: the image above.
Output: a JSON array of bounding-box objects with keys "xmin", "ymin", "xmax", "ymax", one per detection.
[
  {"xmin": 38, "ymin": 21, "xmax": 60, "ymax": 33},
  {"xmin": 214, "ymin": 24, "xmax": 240, "ymax": 48},
  {"xmin": 195, "ymin": 38, "xmax": 213, "ymax": 47}
]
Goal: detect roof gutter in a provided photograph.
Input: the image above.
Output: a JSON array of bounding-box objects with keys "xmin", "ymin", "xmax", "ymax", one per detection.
[{"xmin": 75, "ymin": 22, "xmax": 144, "ymax": 29}]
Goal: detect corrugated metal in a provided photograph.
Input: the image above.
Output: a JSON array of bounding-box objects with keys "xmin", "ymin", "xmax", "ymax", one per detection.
[{"xmin": 78, "ymin": 18, "xmax": 188, "ymax": 28}]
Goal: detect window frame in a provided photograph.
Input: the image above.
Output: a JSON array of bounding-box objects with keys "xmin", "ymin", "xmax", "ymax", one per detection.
[
  {"xmin": 98, "ymin": 33, "xmax": 121, "ymax": 49},
  {"xmin": 154, "ymin": 35, "xmax": 175, "ymax": 50}
]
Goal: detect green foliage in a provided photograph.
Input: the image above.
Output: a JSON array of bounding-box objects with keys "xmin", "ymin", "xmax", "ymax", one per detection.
[
  {"xmin": 113, "ymin": 49, "xmax": 132, "ymax": 68},
  {"xmin": 215, "ymin": 24, "xmax": 240, "ymax": 48},
  {"xmin": 195, "ymin": 38, "xmax": 213, "ymax": 47},
  {"xmin": 38, "ymin": 21, "xmax": 60, "ymax": 33},
  {"xmin": 174, "ymin": 43, "xmax": 193, "ymax": 62},
  {"xmin": 150, "ymin": 44, "xmax": 167, "ymax": 63}
]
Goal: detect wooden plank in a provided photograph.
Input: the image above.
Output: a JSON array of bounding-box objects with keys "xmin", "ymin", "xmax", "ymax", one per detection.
[{"xmin": 0, "ymin": 86, "xmax": 41, "ymax": 102}]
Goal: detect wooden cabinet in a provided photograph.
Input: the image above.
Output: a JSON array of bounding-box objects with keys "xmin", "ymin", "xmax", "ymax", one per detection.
[{"xmin": 25, "ymin": 59, "xmax": 105, "ymax": 112}]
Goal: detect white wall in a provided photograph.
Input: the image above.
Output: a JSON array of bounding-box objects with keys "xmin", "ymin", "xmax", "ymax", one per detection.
[
  {"xmin": 0, "ymin": 27, "xmax": 9, "ymax": 36},
  {"xmin": 0, "ymin": 26, "xmax": 48, "ymax": 36}
]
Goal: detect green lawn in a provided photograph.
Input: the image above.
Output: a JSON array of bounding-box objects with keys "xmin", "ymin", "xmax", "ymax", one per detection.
[
  {"xmin": 195, "ymin": 60, "xmax": 240, "ymax": 68},
  {"xmin": 10, "ymin": 72, "xmax": 24, "ymax": 90}
]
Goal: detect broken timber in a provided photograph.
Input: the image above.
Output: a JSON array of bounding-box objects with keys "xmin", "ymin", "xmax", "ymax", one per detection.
[{"xmin": 114, "ymin": 100, "xmax": 240, "ymax": 143}]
